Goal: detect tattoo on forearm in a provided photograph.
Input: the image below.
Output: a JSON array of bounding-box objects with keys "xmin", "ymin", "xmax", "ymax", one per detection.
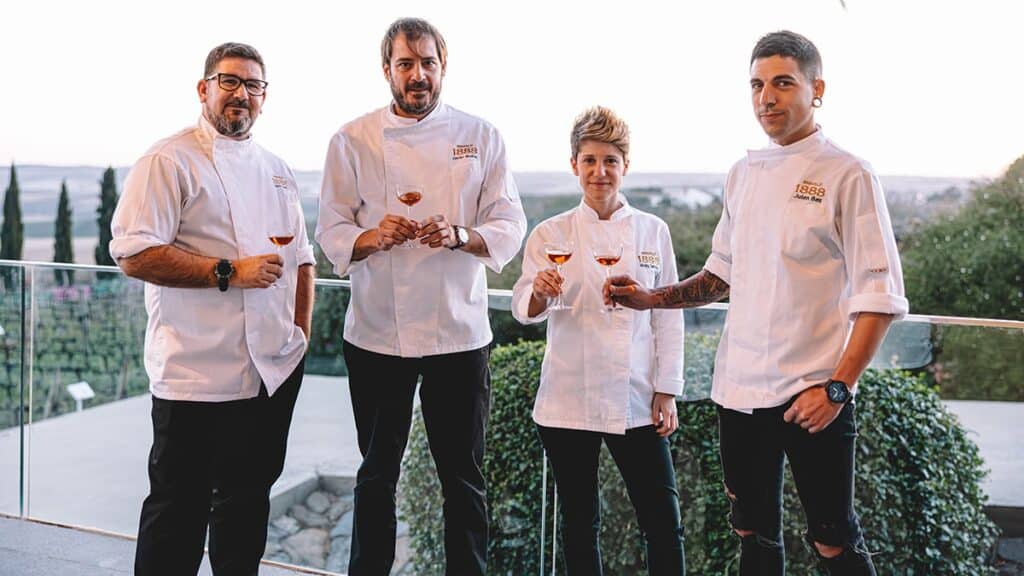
[{"xmin": 652, "ymin": 270, "xmax": 729, "ymax": 309}]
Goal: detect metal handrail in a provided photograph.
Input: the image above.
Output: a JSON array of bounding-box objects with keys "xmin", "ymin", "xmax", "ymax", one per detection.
[{"xmin": 1, "ymin": 259, "xmax": 1021, "ymax": 330}]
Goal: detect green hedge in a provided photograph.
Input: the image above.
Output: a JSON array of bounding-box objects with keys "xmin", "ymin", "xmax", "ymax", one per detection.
[{"xmin": 398, "ymin": 339, "xmax": 998, "ymax": 575}]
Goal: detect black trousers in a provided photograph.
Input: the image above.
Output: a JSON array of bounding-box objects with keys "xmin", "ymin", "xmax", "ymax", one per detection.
[
  {"xmin": 343, "ymin": 341, "xmax": 490, "ymax": 576},
  {"xmin": 537, "ymin": 424, "xmax": 686, "ymax": 576},
  {"xmin": 718, "ymin": 395, "xmax": 876, "ymax": 576},
  {"xmin": 134, "ymin": 358, "xmax": 304, "ymax": 576}
]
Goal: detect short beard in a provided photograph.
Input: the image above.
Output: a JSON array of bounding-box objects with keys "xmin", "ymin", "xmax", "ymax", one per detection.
[
  {"xmin": 210, "ymin": 113, "xmax": 252, "ymax": 138},
  {"xmin": 390, "ymin": 82, "xmax": 438, "ymax": 118}
]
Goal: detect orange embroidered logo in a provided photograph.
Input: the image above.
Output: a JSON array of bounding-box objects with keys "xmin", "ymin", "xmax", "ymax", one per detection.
[
  {"xmin": 452, "ymin": 144, "xmax": 479, "ymax": 160},
  {"xmin": 272, "ymin": 175, "xmax": 289, "ymax": 190},
  {"xmin": 792, "ymin": 180, "xmax": 826, "ymax": 204},
  {"xmin": 638, "ymin": 251, "xmax": 660, "ymax": 270}
]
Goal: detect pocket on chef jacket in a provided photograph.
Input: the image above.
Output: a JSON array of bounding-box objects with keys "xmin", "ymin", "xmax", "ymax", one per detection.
[
  {"xmin": 635, "ymin": 248, "xmax": 661, "ymax": 287},
  {"xmin": 781, "ymin": 198, "xmax": 835, "ymax": 262},
  {"xmin": 451, "ymin": 158, "xmax": 483, "ymax": 213}
]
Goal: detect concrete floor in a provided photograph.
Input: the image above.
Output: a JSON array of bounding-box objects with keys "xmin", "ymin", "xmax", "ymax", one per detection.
[{"xmin": 0, "ymin": 515, "xmax": 325, "ymax": 575}]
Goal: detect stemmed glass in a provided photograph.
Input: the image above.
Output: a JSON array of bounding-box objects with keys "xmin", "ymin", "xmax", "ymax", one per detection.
[
  {"xmin": 543, "ymin": 240, "xmax": 574, "ymax": 311},
  {"xmin": 395, "ymin": 184, "xmax": 423, "ymax": 247},
  {"xmin": 593, "ymin": 240, "xmax": 623, "ymax": 312},
  {"xmin": 267, "ymin": 196, "xmax": 294, "ymax": 289}
]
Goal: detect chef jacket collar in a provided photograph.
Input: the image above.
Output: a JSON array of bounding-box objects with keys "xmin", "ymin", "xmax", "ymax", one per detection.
[
  {"xmin": 577, "ymin": 193, "xmax": 633, "ymax": 223},
  {"xmin": 748, "ymin": 125, "xmax": 825, "ymax": 162},
  {"xmin": 384, "ymin": 99, "xmax": 447, "ymax": 129},
  {"xmin": 196, "ymin": 114, "xmax": 254, "ymax": 159}
]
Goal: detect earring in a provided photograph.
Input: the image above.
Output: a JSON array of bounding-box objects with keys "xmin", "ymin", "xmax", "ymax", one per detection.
[{"xmin": 812, "ymin": 96, "xmax": 823, "ymax": 108}]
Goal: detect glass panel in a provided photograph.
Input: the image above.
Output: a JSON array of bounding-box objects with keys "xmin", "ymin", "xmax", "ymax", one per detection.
[
  {"xmin": 25, "ymin": 266, "xmax": 149, "ymax": 532},
  {"xmin": 0, "ymin": 264, "xmax": 25, "ymax": 517}
]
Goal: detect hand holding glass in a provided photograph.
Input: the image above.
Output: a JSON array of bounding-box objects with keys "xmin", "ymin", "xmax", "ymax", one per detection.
[
  {"xmin": 543, "ymin": 241, "xmax": 574, "ymax": 311},
  {"xmin": 593, "ymin": 242, "xmax": 623, "ymax": 312},
  {"xmin": 395, "ymin": 185, "xmax": 423, "ymax": 247}
]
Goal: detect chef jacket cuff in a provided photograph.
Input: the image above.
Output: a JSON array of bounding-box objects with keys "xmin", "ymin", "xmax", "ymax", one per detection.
[
  {"xmin": 296, "ymin": 244, "xmax": 316, "ymax": 267},
  {"xmin": 654, "ymin": 377, "xmax": 685, "ymax": 397},
  {"xmin": 325, "ymin": 226, "xmax": 371, "ymax": 278},
  {"xmin": 109, "ymin": 234, "xmax": 168, "ymax": 261},
  {"xmin": 842, "ymin": 292, "xmax": 909, "ymax": 321},
  {"xmin": 702, "ymin": 257, "xmax": 731, "ymax": 285},
  {"xmin": 512, "ymin": 290, "xmax": 550, "ymax": 324}
]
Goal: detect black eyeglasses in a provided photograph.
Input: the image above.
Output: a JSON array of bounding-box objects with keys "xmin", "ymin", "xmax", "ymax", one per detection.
[{"xmin": 205, "ymin": 73, "xmax": 268, "ymax": 96}]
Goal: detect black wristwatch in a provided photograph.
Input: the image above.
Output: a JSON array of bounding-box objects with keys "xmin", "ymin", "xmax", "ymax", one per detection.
[
  {"xmin": 214, "ymin": 259, "xmax": 234, "ymax": 292},
  {"xmin": 825, "ymin": 379, "xmax": 852, "ymax": 405},
  {"xmin": 449, "ymin": 225, "xmax": 469, "ymax": 250}
]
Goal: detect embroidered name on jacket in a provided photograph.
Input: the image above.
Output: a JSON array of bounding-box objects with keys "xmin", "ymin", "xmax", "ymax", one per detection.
[
  {"xmin": 792, "ymin": 180, "xmax": 826, "ymax": 203},
  {"xmin": 272, "ymin": 175, "xmax": 289, "ymax": 191},
  {"xmin": 638, "ymin": 251, "xmax": 660, "ymax": 270},
  {"xmin": 452, "ymin": 144, "xmax": 479, "ymax": 160}
]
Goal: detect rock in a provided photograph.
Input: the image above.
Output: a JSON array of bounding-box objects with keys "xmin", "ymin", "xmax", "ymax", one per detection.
[
  {"xmin": 327, "ymin": 497, "xmax": 352, "ymax": 522},
  {"xmin": 326, "ymin": 535, "xmax": 351, "ymax": 573},
  {"xmin": 282, "ymin": 528, "xmax": 329, "ymax": 569},
  {"xmin": 395, "ymin": 520, "xmax": 409, "ymax": 538},
  {"xmin": 331, "ymin": 510, "xmax": 354, "ymax": 538},
  {"xmin": 263, "ymin": 540, "xmax": 282, "ymax": 558},
  {"xmin": 306, "ymin": 490, "xmax": 331, "ymax": 514},
  {"xmin": 290, "ymin": 503, "xmax": 331, "ymax": 529},
  {"xmin": 270, "ymin": 515, "xmax": 301, "ymax": 537}
]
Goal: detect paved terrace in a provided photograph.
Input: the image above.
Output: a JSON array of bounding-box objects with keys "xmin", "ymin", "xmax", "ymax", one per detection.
[{"xmin": 0, "ymin": 375, "xmax": 1021, "ymax": 574}]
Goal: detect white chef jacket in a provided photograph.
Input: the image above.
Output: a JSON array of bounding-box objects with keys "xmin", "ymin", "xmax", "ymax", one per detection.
[
  {"xmin": 704, "ymin": 128, "xmax": 909, "ymax": 411},
  {"xmin": 110, "ymin": 116, "xmax": 316, "ymax": 402},
  {"xmin": 512, "ymin": 197, "xmax": 684, "ymax": 434},
  {"xmin": 316, "ymin": 102, "xmax": 527, "ymax": 357}
]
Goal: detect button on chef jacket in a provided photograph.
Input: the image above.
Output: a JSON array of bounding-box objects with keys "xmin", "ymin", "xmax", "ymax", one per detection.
[
  {"xmin": 316, "ymin": 102, "xmax": 527, "ymax": 358},
  {"xmin": 512, "ymin": 197, "xmax": 684, "ymax": 434},
  {"xmin": 704, "ymin": 128, "xmax": 909, "ymax": 411},
  {"xmin": 110, "ymin": 116, "xmax": 316, "ymax": 402}
]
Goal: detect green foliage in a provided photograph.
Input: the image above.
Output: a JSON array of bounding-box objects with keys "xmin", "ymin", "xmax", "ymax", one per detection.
[
  {"xmin": 2, "ymin": 163, "xmax": 24, "ymax": 262},
  {"xmin": 901, "ymin": 156, "xmax": 1024, "ymax": 320},
  {"xmin": 54, "ymin": 180, "xmax": 75, "ymax": 285},
  {"xmin": 663, "ymin": 200, "xmax": 722, "ymax": 280},
  {"xmin": 94, "ymin": 166, "xmax": 118, "ymax": 267},
  {"xmin": 929, "ymin": 325, "xmax": 1023, "ymax": 401},
  {"xmin": 399, "ymin": 340, "xmax": 998, "ymax": 575}
]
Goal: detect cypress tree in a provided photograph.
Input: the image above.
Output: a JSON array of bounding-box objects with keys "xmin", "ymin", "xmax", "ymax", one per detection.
[
  {"xmin": 1, "ymin": 163, "xmax": 24, "ymax": 261},
  {"xmin": 95, "ymin": 166, "xmax": 118, "ymax": 267},
  {"xmin": 54, "ymin": 180, "xmax": 74, "ymax": 285}
]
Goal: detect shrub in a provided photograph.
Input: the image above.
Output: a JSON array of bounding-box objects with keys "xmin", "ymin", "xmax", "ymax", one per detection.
[{"xmin": 398, "ymin": 339, "xmax": 998, "ymax": 575}]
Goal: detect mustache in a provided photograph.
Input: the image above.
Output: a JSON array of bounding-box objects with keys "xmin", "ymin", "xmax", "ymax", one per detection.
[
  {"xmin": 405, "ymin": 80, "xmax": 431, "ymax": 92},
  {"xmin": 223, "ymin": 99, "xmax": 250, "ymax": 111}
]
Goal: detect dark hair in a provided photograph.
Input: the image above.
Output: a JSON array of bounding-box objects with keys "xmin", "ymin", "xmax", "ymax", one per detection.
[
  {"xmin": 381, "ymin": 18, "xmax": 448, "ymax": 68},
  {"xmin": 204, "ymin": 42, "xmax": 265, "ymax": 77},
  {"xmin": 750, "ymin": 30, "xmax": 821, "ymax": 81}
]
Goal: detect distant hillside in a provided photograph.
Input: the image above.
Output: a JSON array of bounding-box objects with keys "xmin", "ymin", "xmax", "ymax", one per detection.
[{"xmin": 1, "ymin": 164, "xmax": 977, "ymax": 226}]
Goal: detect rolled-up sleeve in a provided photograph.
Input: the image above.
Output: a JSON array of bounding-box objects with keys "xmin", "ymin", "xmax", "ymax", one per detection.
[
  {"xmin": 315, "ymin": 132, "xmax": 371, "ymax": 278},
  {"xmin": 838, "ymin": 168, "xmax": 910, "ymax": 320},
  {"xmin": 287, "ymin": 168, "xmax": 316, "ymax": 268},
  {"xmin": 652, "ymin": 222, "xmax": 685, "ymax": 396},
  {"xmin": 511, "ymin": 224, "xmax": 552, "ymax": 325},
  {"xmin": 703, "ymin": 168, "xmax": 735, "ymax": 284},
  {"xmin": 109, "ymin": 154, "xmax": 183, "ymax": 260},
  {"xmin": 472, "ymin": 130, "xmax": 527, "ymax": 273}
]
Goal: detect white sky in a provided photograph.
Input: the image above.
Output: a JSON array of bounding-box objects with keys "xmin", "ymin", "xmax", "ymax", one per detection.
[{"xmin": 1, "ymin": 0, "xmax": 1022, "ymax": 177}]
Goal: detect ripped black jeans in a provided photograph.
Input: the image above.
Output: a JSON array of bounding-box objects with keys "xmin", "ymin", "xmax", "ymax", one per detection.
[{"xmin": 717, "ymin": 395, "xmax": 876, "ymax": 576}]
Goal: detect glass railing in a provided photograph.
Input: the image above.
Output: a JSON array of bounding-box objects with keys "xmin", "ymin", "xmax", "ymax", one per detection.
[{"xmin": 1, "ymin": 260, "xmax": 1020, "ymax": 574}]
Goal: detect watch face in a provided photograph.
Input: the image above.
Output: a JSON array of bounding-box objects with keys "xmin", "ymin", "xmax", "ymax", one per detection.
[
  {"xmin": 827, "ymin": 381, "xmax": 849, "ymax": 403},
  {"xmin": 216, "ymin": 260, "xmax": 233, "ymax": 277},
  {"xmin": 457, "ymin": 226, "xmax": 469, "ymax": 244}
]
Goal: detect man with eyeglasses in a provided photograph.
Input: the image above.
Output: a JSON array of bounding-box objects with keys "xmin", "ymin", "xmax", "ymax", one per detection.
[
  {"xmin": 110, "ymin": 42, "xmax": 315, "ymax": 575},
  {"xmin": 316, "ymin": 17, "xmax": 526, "ymax": 576}
]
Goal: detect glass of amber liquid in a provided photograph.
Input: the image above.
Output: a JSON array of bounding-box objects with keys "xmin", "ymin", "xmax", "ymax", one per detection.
[
  {"xmin": 267, "ymin": 232, "xmax": 294, "ymax": 289},
  {"xmin": 395, "ymin": 184, "xmax": 423, "ymax": 247},
  {"xmin": 543, "ymin": 240, "xmax": 574, "ymax": 311},
  {"xmin": 593, "ymin": 241, "xmax": 623, "ymax": 312}
]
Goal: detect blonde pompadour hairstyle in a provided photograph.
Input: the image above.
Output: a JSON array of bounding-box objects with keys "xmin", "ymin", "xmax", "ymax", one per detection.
[{"xmin": 570, "ymin": 106, "xmax": 630, "ymax": 159}]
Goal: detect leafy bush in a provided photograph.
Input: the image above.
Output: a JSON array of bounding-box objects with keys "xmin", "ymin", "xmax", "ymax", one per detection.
[{"xmin": 398, "ymin": 339, "xmax": 998, "ymax": 575}]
